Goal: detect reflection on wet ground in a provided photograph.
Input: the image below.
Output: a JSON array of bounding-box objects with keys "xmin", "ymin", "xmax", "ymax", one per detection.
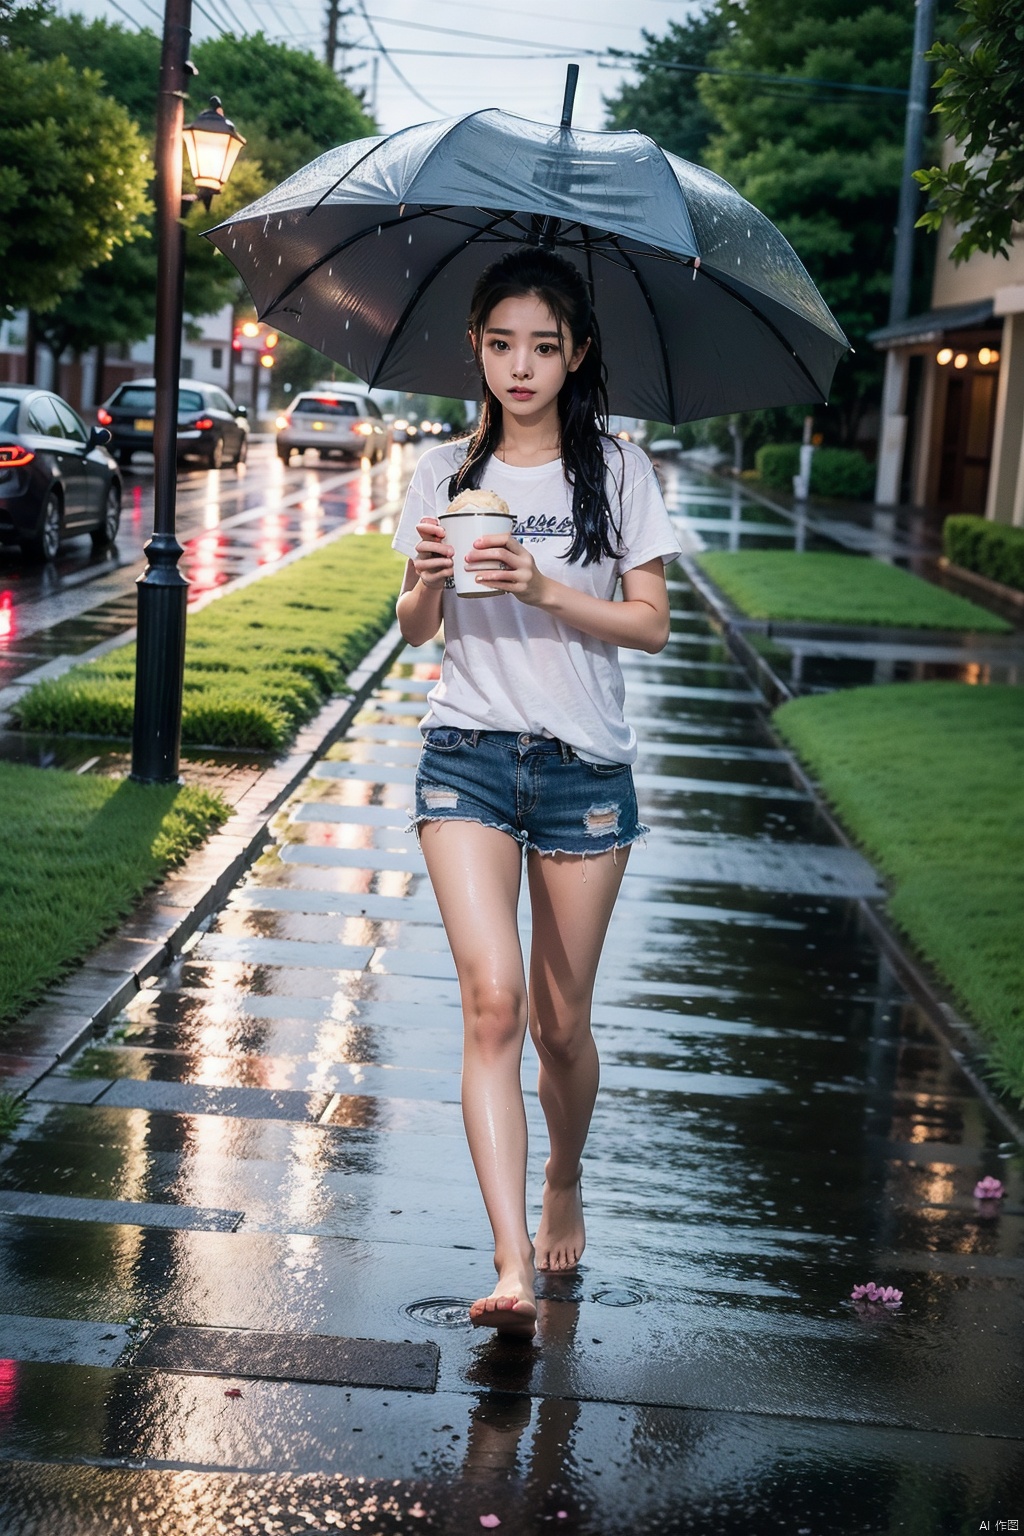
[
  {"xmin": 1, "ymin": 575, "xmax": 1022, "ymax": 1531},
  {"xmin": 660, "ymin": 462, "xmax": 1024, "ymax": 695}
]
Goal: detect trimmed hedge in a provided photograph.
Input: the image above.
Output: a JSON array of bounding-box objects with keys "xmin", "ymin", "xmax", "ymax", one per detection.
[
  {"xmin": 754, "ymin": 442, "xmax": 874, "ymax": 499},
  {"xmin": 755, "ymin": 442, "xmax": 800, "ymax": 490},
  {"xmin": 944, "ymin": 514, "xmax": 1024, "ymax": 595},
  {"xmin": 15, "ymin": 534, "xmax": 404, "ymax": 751},
  {"xmin": 809, "ymin": 447, "xmax": 874, "ymax": 500}
]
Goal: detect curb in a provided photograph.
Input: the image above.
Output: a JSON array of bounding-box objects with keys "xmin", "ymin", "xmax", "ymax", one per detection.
[
  {"xmin": 938, "ymin": 555, "xmax": 1024, "ymax": 614},
  {"xmin": 682, "ymin": 555, "xmax": 1024, "ymax": 1149},
  {"xmin": 2, "ymin": 620, "xmax": 407, "ymax": 1103}
]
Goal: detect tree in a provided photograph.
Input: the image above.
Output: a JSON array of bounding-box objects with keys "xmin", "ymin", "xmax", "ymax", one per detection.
[
  {"xmin": 695, "ymin": 0, "xmax": 921, "ymax": 444},
  {"xmin": 0, "ymin": 47, "xmax": 151, "ymax": 319},
  {"xmin": 914, "ymin": 0, "xmax": 1024, "ymax": 262},
  {"xmin": 603, "ymin": 7, "xmax": 728, "ymax": 164}
]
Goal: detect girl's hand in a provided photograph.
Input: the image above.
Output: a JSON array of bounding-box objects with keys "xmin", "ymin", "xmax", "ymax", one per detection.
[
  {"xmin": 413, "ymin": 517, "xmax": 454, "ymax": 591},
  {"xmin": 466, "ymin": 534, "xmax": 548, "ymax": 605}
]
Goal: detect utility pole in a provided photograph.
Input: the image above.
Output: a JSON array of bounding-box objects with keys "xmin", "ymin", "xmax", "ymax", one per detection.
[
  {"xmin": 325, "ymin": 0, "xmax": 339, "ymax": 71},
  {"xmin": 889, "ymin": 0, "xmax": 937, "ymax": 326}
]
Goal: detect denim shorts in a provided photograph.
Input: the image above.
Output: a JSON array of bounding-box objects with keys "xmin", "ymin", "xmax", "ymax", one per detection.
[{"xmin": 413, "ymin": 729, "xmax": 649, "ymax": 856}]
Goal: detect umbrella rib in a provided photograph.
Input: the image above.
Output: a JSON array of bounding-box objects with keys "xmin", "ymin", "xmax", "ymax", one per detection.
[
  {"xmin": 694, "ymin": 266, "xmax": 831, "ymax": 401},
  {"xmin": 259, "ymin": 207, "xmax": 453, "ymax": 320},
  {"xmin": 308, "ymin": 136, "xmax": 389, "ymax": 216},
  {"xmin": 367, "ymin": 213, "xmax": 509, "ymax": 388},
  {"xmin": 601, "ymin": 239, "xmax": 677, "ymax": 425}
]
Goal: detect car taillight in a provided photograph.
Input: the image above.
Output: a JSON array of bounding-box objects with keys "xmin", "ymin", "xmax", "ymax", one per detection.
[
  {"xmin": 0, "ymin": 445, "xmax": 34, "ymax": 468},
  {"xmin": 97, "ymin": 407, "xmax": 113, "ymax": 426},
  {"xmin": 194, "ymin": 417, "xmax": 215, "ymax": 430},
  {"xmin": 353, "ymin": 421, "xmax": 374, "ymax": 436}
]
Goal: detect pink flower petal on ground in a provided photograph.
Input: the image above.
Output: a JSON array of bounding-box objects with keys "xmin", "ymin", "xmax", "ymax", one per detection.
[
  {"xmin": 974, "ymin": 1176, "xmax": 1004, "ymax": 1200},
  {"xmin": 408, "ymin": 1503, "xmax": 427, "ymax": 1520},
  {"xmin": 479, "ymin": 1517, "xmax": 501, "ymax": 1529},
  {"xmin": 223, "ymin": 1387, "xmax": 242, "ymax": 1398}
]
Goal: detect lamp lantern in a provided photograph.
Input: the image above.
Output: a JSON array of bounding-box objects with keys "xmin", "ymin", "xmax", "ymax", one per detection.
[{"xmin": 183, "ymin": 96, "xmax": 246, "ymax": 208}]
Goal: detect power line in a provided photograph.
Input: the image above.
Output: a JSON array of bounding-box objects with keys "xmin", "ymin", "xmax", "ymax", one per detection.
[
  {"xmin": 356, "ymin": 0, "xmax": 441, "ymax": 113},
  {"xmin": 105, "ymin": 0, "xmax": 146, "ymax": 29},
  {"xmin": 603, "ymin": 49, "xmax": 908, "ymax": 96},
  {"xmin": 371, "ymin": 0, "xmax": 644, "ymax": 34}
]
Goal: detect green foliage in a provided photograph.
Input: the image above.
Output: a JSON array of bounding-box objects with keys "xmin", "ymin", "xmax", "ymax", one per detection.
[
  {"xmin": 15, "ymin": 534, "xmax": 404, "ymax": 751},
  {"xmin": 0, "ymin": 765, "xmax": 228, "ymax": 1027},
  {"xmin": 695, "ymin": 549, "xmax": 1011, "ymax": 630},
  {"xmin": 696, "ymin": 0, "xmax": 920, "ymax": 443},
  {"xmin": 0, "ymin": 47, "xmax": 151, "ymax": 319},
  {"xmin": 755, "ymin": 442, "xmax": 801, "ymax": 489},
  {"xmin": 776, "ymin": 682, "xmax": 1024, "ymax": 1100},
  {"xmin": 944, "ymin": 514, "xmax": 1024, "ymax": 593},
  {"xmin": 0, "ymin": 1092, "xmax": 25, "ymax": 1139},
  {"xmin": 604, "ymin": 7, "xmax": 728, "ymax": 162},
  {"xmin": 191, "ymin": 33, "xmax": 375, "ymax": 188},
  {"xmin": 808, "ymin": 446, "xmax": 874, "ymax": 499},
  {"xmin": 915, "ymin": 0, "xmax": 1024, "ymax": 262}
]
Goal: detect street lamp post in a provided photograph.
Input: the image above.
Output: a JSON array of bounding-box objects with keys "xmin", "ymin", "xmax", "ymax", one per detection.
[{"xmin": 130, "ymin": 0, "xmax": 244, "ymax": 784}]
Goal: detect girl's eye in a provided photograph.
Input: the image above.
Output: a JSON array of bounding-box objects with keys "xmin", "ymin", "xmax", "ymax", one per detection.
[
  {"xmin": 536, "ymin": 345, "xmax": 556, "ymax": 356},
  {"xmin": 490, "ymin": 339, "xmax": 509, "ymax": 352}
]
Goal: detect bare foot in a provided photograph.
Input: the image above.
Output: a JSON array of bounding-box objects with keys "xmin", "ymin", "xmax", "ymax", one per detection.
[
  {"xmin": 535, "ymin": 1162, "xmax": 585, "ymax": 1272},
  {"xmin": 469, "ymin": 1264, "xmax": 537, "ymax": 1339}
]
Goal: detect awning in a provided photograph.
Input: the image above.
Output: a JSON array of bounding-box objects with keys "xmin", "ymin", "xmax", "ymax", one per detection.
[{"xmin": 868, "ymin": 299, "xmax": 996, "ymax": 349}]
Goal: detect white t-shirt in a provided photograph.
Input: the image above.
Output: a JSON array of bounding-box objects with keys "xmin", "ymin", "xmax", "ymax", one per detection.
[{"xmin": 392, "ymin": 438, "xmax": 681, "ymax": 764}]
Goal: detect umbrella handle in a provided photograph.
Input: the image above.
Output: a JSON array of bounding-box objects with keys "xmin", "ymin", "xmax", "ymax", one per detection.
[{"xmin": 560, "ymin": 64, "xmax": 579, "ymax": 130}]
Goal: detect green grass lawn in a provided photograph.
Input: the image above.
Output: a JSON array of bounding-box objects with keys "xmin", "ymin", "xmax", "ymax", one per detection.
[
  {"xmin": 775, "ymin": 682, "xmax": 1024, "ymax": 1101},
  {"xmin": 0, "ymin": 765, "xmax": 228, "ymax": 1028},
  {"xmin": 696, "ymin": 550, "xmax": 1011, "ymax": 632},
  {"xmin": 15, "ymin": 534, "xmax": 405, "ymax": 751}
]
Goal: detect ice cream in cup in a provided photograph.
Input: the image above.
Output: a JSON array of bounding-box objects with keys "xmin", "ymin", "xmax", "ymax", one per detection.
[{"xmin": 439, "ymin": 489, "xmax": 516, "ymax": 597}]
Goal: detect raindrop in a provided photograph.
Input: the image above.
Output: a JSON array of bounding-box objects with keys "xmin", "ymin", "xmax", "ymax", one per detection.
[
  {"xmin": 408, "ymin": 233, "xmax": 413, "ymax": 245},
  {"xmin": 278, "ymin": 220, "xmax": 282, "ymax": 230},
  {"xmin": 406, "ymin": 269, "xmax": 410, "ymax": 279},
  {"xmin": 404, "ymin": 1298, "xmax": 473, "ymax": 1329},
  {"xmin": 593, "ymin": 1287, "xmax": 645, "ymax": 1307},
  {"xmin": 424, "ymin": 331, "xmax": 429, "ymax": 340},
  {"xmin": 377, "ymin": 225, "xmax": 381, "ymax": 236},
  {"xmin": 345, "ymin": 318, "xmax": 350, "ymax": 329},
  {"xmin": 328, "ymin": 267, "xmax": 333, "ymax": 276},
  {"xmin": 278, "ymin": 255, "xmax": 282, "ymax": 265}
]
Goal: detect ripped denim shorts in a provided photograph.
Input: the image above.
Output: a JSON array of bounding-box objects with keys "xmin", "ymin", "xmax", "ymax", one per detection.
[{"xmin": 413, "ymin": 729, "xmax": 649, "ymax": 856}]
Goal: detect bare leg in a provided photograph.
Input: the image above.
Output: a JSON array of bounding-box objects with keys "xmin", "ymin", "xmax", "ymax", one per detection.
[
  {"xmin": 527, "ymin": 847, "xmax": 629, "ymax": 1271},
  {"xmin": 418, "ymin": 820, "xmax": 537, "ymax": 1336}
]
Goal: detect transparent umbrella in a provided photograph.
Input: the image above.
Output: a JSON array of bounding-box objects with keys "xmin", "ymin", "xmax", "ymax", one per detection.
[{"xmin": 206, "ymin": 71, "xmax": 848, "ymax": 423}]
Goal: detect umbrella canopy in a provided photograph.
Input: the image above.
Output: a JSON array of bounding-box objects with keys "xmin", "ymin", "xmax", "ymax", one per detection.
[{"xmin": 206, "ymin": 108, "xmax": 848, "ymax": 423}]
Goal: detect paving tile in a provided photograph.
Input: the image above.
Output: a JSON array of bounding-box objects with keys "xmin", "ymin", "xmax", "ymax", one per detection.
[
  {"xmin": 27, "ymin": 1077, "xmax": 114, "ymax": 1105},
  {"xmin": 0, "ymin": 1192, "xmax": 241, "ymax": 1230},
  {"xmin": 95, "ymin": 1078, "xmax": 333, "ymax": 1122},
  {"xmin": 134, "ymin": 1324, "xmax": 439, "ymax": 1392},
  {"xmin": 0, "ymin": 1314, "xmax": 131, "ymax": 1368}
]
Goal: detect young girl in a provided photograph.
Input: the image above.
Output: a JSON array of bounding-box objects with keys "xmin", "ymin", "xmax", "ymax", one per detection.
[{"xmin": 392, "ymin": 248, "xmax": 679, "ymax": 1338}]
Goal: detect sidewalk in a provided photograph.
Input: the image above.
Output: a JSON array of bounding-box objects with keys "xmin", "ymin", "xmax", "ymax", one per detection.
[{"xmin": 1, "ymin": 565, "xmax": 1021, "ymax": 1531}]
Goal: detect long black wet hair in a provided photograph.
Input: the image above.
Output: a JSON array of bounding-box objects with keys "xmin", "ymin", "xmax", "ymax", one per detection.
[{"xmin": 447, "ymin": 248, "xmax": 623, "ymax": 566}]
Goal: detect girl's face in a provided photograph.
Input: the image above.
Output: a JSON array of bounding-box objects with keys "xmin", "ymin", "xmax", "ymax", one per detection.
[{"xmin": 475, "ymin": 294, "xmax": 589, "ymax": 425}]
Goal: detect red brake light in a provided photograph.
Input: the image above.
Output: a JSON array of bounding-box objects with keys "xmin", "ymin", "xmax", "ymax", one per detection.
[
  {"xmin": 97, "ymin": 407, "xmax": 113, "ymax": 426},
  {"xmin": 194, "ymin": 417, "xmax": 215, "ymax": 430},
  {"xmin": 0, "ymin": 445, "xmax": 34, "ymax": 468}
]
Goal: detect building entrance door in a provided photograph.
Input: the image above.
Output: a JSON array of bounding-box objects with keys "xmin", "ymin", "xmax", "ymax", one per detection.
[{"xmin": 937, "ymin": 368, "xmax": 998, "ymax": 513}]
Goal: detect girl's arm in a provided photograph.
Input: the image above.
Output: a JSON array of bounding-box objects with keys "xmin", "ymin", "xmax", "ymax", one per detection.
[
  {"xmin": 395, "ymin": 517, "xmax": 453, "ymax": 646},
  {"xmin": 467, "ymin": 538, "xmax": 671, "ymax": 654}
]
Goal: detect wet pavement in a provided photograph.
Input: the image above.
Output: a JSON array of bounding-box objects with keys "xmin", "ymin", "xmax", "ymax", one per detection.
[
  {"xmin": 662, "ymin": 464, "xmax": 1024, "ymax": 695},
  {"xmin": 1, "ymin": 564, "xmax": 1022, "ymax": 1533}
]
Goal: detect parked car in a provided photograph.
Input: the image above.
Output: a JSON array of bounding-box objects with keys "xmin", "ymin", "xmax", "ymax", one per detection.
[
  {"xmin": 98, "ymin": 379, "xmax": 249, "ymax": 469},
  {"xmin": 276, "ymin": 390, "xmax": 389, "ymax": 465},
  {"xmin": 0, "ymin": 385, "xmax": 121, "ymax": 561},
  {"xmin": 390, "ymin": 417, "xmax": 421, "ymax": 443}
]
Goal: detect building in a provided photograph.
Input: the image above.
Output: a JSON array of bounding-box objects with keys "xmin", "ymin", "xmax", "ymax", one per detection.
[{"xmin": 871, "ymin": 219, "xmax": 1024, "ymax": 526}]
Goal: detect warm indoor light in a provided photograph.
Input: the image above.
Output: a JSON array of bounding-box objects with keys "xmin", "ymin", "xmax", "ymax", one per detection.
[
  {"xmin": 954, "ymin": 352, "xmax": 969, "ymax": 369},
  {"xmin": 978, "ymin": 347, "xmax": 1000, "ymax": 366},
  {"xmin": 936, "ymin": 347, "xmax": 954, "ymax": 365},
  {"xmin": 183, "ymin": 97, "xmax": 246, "ymax": 208}
]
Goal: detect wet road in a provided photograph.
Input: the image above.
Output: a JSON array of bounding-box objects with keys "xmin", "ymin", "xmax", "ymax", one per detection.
[
  {"xmin": 1, "ymin": 534, "xmax": 1022, "ymax": 1530},
  {"xmin": 0, "ymin": 441, "xmax": 412, "ymax": 699}
]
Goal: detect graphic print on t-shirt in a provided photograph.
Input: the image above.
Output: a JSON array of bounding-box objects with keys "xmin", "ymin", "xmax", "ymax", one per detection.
[{"xmin": 515, "ymin": 512, "xmax": 574, "ymax": 541}]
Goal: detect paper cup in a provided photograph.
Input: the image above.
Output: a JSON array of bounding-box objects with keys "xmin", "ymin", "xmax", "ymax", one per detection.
[{"xmin": 438, "ymin": 507, "xmax": 516, "ymax": 597}]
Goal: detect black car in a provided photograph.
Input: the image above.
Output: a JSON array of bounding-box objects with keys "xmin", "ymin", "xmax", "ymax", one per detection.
[
  {"xmin": 98, "ymin": 378, "xmax": 249, "ymax": 469},
  {"xmin": 0, "ymin": 386, "xmax": 121, "ymax": 562}
]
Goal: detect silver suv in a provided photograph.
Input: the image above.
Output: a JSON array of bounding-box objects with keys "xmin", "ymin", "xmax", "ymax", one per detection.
[{"xmin": 276, "ymin": 390, "xmax": 389, "ymax": 465}]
